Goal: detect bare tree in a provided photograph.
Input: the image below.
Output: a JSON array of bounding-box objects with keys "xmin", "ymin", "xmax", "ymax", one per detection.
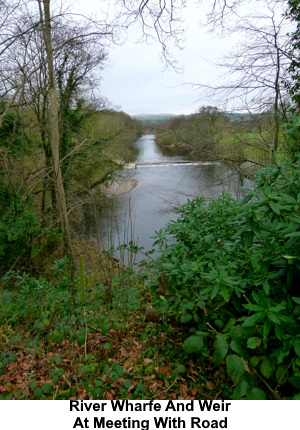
[
  {"xmin": 191, "ymin": 0, "xmax": 292, "ymax": 156},
  {"xmin": 37, "ymin": 0, "xmax": 76, "ymax": 303},
  {"xmin": 115, "ymin": 0, "xmax": 187, "ymax": 68}
]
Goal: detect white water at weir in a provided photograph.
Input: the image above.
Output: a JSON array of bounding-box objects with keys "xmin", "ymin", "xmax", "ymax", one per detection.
[
  {"xmin": 125, "ymin": 161, "xmax": 220, "ymax": 168},
  {"xmin": 85, "ymin": 134, "xmax": 245, "ymax": 263}
]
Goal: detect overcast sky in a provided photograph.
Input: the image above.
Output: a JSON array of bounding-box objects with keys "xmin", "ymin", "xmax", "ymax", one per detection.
[
  {"xmin": 98, "ymin": 4, "xmax": 230, "ymax": 116},
  {"xmin": 72, "ymin": 1, "xmax": 256, "ymax": 116}
]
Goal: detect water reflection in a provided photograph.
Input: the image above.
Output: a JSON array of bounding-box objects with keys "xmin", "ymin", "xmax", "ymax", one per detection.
[{"xmin": 83, "ymin": 135, "xmax": 246, "ymax": 262}]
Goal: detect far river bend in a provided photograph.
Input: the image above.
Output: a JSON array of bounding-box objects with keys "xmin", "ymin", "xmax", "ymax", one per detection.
[{"xmin": 84, "ymin": 134, "xmax": 246, "ymax": 263}]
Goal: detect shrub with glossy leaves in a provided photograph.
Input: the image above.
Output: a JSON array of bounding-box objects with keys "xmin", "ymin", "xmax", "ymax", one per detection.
[{"xmin": 152, "ymin": 158, "xmax": 300, "ymax": 399}]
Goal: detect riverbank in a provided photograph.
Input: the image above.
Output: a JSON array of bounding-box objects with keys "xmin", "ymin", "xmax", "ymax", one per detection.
[
  {"xmin": 154, "ymin": 111, "xmax": 274, "ymax": 175},
  {"xmin": 101, "ymin": 179, "xmax": 138, "ymax": 197}
]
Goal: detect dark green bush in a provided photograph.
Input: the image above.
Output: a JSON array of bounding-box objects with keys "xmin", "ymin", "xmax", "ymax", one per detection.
[
  {"xmin": 152, "ymin": 157, "xmax": 300, "ymax": 399},
  {"xmin": 0, "ymin": 198, "xmax": 42, "ymax": 274}
]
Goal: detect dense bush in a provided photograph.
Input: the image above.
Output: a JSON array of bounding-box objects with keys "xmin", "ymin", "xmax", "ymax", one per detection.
[
  {"xmin": 151, "ymin": 158, "xmax": 300, "ymax": 399},
  {"xmin": 0, "ymin": 198, "xmax": 42, "ymax": 274}
]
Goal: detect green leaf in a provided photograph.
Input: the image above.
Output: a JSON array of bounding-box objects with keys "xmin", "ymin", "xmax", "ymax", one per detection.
[
  {"xmin": 247, "ymin": 337, "xmax": 260, "ymax": 349},
  {"xmin": 112, "ymin": 363, "xmax": 123, "ymax": 376},
  {"xmin": 260, "ymin": 357, "xmax": 274, "ymax": 379},
  {"xmin": 230, "ymin": 339, "xmax": 246, "ymax": 358},
  {"xmin": 52, "ymin": 375, "xmax": 59, "ymax": 385},
  {"xmin": 250, "ymin": 356, "xmax": 260, "ymax": 367},
  {"xmin": 232, "ymin": 380, "xmax": 250, "ymax": 399},
  {"xmin": 248, "ymin": 387, "xmax": 266, "ymax": 400},
  {"xmin": 263, "ymin": 319, "xmax": 271, "ymax": 340},
  {"xmin": 288, "ymin": 375, "xmax": 300, "ymax": 390},
  {"xmin": 275, "ymin": 366, "xmax": 288, "ymax": 384},
  {"xmin": 123, "ymin": 379, "xmax": 131, "ymax": 389},
  {"xmin": 103, "ymin": 365, "xmax": 110, "ymax": 375},
  {"xmin": 57, "ymin": 368, "xmax": 65, "ymax": 377},
  {"xmin": 220, "ymin": 284, "xmax": 231, "ymax": 302},
  {"xmin": 213, "ymin": 335, "xmax": 228, "ymax": 367},
  {"xmin": 269, "ymin": 201, "xmax": 281, "ymax": 214},
  {"xmin": 274, "ymin": 324, "xmax": 283, "ymax": 340},
  {"xmin": 245, "ymin": 231, "xmax": 253, "ymax": 248},
  {"xmin": 269, "ymin": 302, "xmax": 286, "ymax": 313},
  {"xmin": 42, "ymin": 383, "xmax": 53, "ymax": 394},
  {"xmin": 223, "ymin": 318, "xmax": 237, "ymax": 332},
  {"xmin": 244, "ymin": 304, "xmax": 264, "ymax": 312},
  {"xmin": 77, "ymin": 333, "xmax": 85, "ymax": 346},
  {"xmin": 178, "ymin": 364, "xmax": 186, "ymax": 373},
  {"xmin": 8, "ymin": 353, "xmax": 16, "ymax": 362},
  {"xmin": 104, "ymin": 343, "xmax": 112, "ymax": 351},
  {"xmin": 284, "ymin": 231, "xmax": 300, "ymax": 238},
  {"xmin": 267, "ymin": 312, "xmax": 281, "ymax": 324},
  {"xmin": 243, "ymin": 312, "xmax": 265, "ymax": 327},
  {"xmin": 180, "ymin": 313, "xmax": 192, "ymax": 323},
  {"xmin": 182, "ymin": 335, "xmax": 204, "ymax": 354},
  {"xmin": 100, "ymin": 323, "xmax": 110, "ymax": 335},
  {"xmin": 211, "ymin": 284, "xmax": 220, "ymax": 300},
  {"xmin": 136, "ymin": 382, "xmax": 146, "ymax": 393},
  {"xmin": 226, "ymin": 354, "xmax": 245, "ymax": 384},
  {"xmin": 54, "ymin": 355, "xmax": 63, "ymax": 364},
  {"xmin": 171, "ymin": 368, "xmax": 179, "ymax": 380},
  {"xmin": 34, "ymin": 387, "xmax": 43, "ymax": 399},
  {"xmin": 280, "ymin": 194, "xmax": 297, "ymax": 205},
  {"xmin": 30, "ymin": 380, "xmax": 39, "ymax": 389},
  {"xmin": 263, "ymin": 280, "xmax": 270, "ymax": 296},
  {"xmin": 295, "ymin": 341, "xmax": 300, "ymax": 358}
]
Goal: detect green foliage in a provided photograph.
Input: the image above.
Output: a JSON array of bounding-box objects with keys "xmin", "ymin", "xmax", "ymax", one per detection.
[
  {"xmin": 151, "ymin": 157, "xmax": 300, "ymax": 399},
  {"xmin": 0, "ymin": 110, "xmax": 29, "ymax": 154},
  {"xmin": 65, "ymin": 110, "xmax": 142, "ymax": 197},
  {"xmin": 155, "ymin": 107, "xmax": 273, "ymax": 168},
  {"xmin": 0, "ymin": 198, "xmax": 42, "ymax": 274},
  {"xmin": 283, "ymin": 114, "xmax": 300, "ymax": 161},
  {"xmin": 182, "ymin": 335, "xmax": 204, "ymax": 353},
  {"xmin": 286, "ymin": 1, "xmax": 300, "ymax": 109}
]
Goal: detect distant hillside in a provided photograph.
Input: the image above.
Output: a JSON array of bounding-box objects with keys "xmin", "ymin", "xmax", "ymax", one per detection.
[
  {"xmin": 134, "ymin": 112, "xmax": 252, "ymax": 130},
  {"xmin": 134, "ymin": 114, "xmax": 176, "ymax": 129},
  {"xmin": 225, "ymin": 112, "xmax": 251, "ymax": 121},
  {"xmin": 134, "ymin": 114, "xmax": 176, "ymax": 121},
  {"xmin": 185, "ymin": 112, "xmax": 251, "ymax": 121}
]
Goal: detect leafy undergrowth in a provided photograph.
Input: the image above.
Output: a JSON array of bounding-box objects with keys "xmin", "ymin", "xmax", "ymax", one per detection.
[
  {"xmin": 0, "ymin": 322, "xmax": 223, "ymax": 400},
  {"xmin": 0, "ymin": 269, "xmax": 227, "ymax": 400},
  {"xmin": 149, "ymin": 157, "xmax": 300, "ymax": 400}
]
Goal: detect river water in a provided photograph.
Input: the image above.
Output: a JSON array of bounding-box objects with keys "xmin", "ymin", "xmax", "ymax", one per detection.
[{"xmin": 87, "ymin": 134, "xmax": 245, "ymax": 263}]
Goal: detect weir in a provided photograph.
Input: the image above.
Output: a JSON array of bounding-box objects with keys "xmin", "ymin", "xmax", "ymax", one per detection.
[
  {"xmin": 125, "ymin": 161, "xmax": 221, "ymax": 168},
  {"xmin": 83, "ymin": 134, "xmax": 247, "ymax": 262}
]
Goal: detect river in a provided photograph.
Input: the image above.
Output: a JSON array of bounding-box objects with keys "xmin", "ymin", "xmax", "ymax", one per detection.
[{"xmin": 85, "ymin": 134, "xmax": 246, "ymax": 264}]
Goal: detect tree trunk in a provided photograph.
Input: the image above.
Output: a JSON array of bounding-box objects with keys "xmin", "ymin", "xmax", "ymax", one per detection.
[
  {"xmin": 38, "ymin": 0, "xmax": 75, "ymax": 307},
  {"xmin": 273, "ymin": 36, "xmax": 280, "ymax": 158}
]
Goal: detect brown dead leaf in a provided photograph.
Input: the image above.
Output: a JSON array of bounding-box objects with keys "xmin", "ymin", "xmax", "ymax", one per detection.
[
  {"xmin": 181, "ymin": 384, "xmax": 188, "ymax": 398},
  {"xmin": 123, "ymin": 360, "xmax": 131, "ymax": 369},
  {"xmin": 158, "ymin": 366, "xmax": 172, "ymax": 378},
  {"xmin": 191, "ymin": 387, "xmax": 197, "ymax": 396},
  {"xmin": 105, "ymin": 391, "xmax": 114, "ymax": 400},
  {"xmin": 144, "ymin": 358, "xmax": 153, "ymax": 365},
  {"xmin": 78, "ymin": 387, "xmax": 87, "ymax": 400},
  {"xmin": 206, "ymin": 381, "xmax": 214, "ymax": 390}
]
